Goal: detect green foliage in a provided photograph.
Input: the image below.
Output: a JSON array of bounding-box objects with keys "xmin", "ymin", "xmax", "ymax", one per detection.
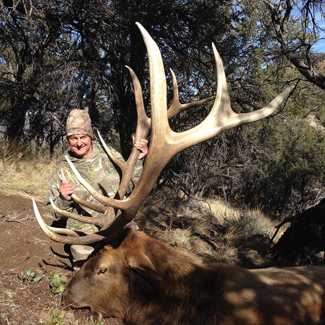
[
  {"xmin": 18, "ymin": 267, "xmax": 42, "ymax": 283},
  {"xmin": 49, "ymin": 273, "xmax": 68, "ymax": 295},
  {"xmin": 239, "ymin": 116, "xmax": 325, "ymax": 216},
  {"xmin": 49, "ymin": 310, "xmax": 66, "ymax": 325}
]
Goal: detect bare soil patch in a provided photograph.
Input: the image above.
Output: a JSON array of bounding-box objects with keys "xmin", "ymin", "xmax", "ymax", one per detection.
[{"xmin": 0, "ymin": 191, "xmax": 119, "ymax": 324}]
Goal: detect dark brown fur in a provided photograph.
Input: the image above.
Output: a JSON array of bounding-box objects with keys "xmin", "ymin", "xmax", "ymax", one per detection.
[{"xmin": 62, "ymin": 229, "xmax": 325, "ymax": 324}]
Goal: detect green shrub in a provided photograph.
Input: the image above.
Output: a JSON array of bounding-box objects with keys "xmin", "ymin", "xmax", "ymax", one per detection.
[
  {"xmin": 18, "ymin": 267, "xmax": 42, "ymax": 283},
  {"xmin": 49, "ymin": 273, "xmax": 68, "ymax": 295}
]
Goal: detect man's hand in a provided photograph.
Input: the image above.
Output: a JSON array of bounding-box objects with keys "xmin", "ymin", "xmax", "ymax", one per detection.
[
  {"xmin": 132, "ymin": 136, "xmax": 149, "ymax": 160},
  {"xmin": 59, "ymin": 178, "xmax": 74, "ymax": 201}
]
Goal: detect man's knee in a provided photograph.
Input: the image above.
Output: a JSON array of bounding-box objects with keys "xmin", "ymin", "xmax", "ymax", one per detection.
[{"xmin": 70, "ymin": 244, "xmax": 95, "ymax": 271}]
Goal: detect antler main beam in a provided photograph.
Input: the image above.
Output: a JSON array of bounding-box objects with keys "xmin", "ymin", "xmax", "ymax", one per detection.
[{"xmin": 33, "ymin": 22, "xmax": 294, "ymax": 245}]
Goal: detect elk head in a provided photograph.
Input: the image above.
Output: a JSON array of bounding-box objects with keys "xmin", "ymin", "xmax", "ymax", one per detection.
[{"xmin": 33, "ymin": 22, "xmax": 294, "ymax": 246}]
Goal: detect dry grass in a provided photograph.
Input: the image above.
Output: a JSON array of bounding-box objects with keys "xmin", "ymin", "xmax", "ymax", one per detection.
[
  {"xmin": 0, "ymin": 148, "xmax": 59, "ymax": 202},
  {"xmin": 203, "ymin": 196, "xmax": 242, "ymax": 223},
  {"xmin": 137, "ymin": 193, "xmax": 283, "ymax": 267},
  {"xmin": 204, "ymin": 196, "xmax": 286, "ymax": 243}
]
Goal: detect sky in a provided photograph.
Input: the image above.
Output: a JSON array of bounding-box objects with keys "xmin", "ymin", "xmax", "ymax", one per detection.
[
  {"xmin": 293, "ymin": 7, "xmax": 325, "ymax": 53},
  {"xmin": 314, "ymin": 18, "xmax": 325, "ymax": 53}
]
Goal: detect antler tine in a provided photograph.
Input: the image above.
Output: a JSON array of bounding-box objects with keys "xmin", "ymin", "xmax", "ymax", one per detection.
[
  {"xmin": 168, "ymin": 69, "xmax": 215, "ymax": 119},
  {"xmin": 116, "ymin": 66, "xmax": 151, "ymax": 199},
  {"xmin": 166, "ymin": 43, "xmax": 295, "ymax": 153},
  {"xmin": 33, "ymin": 199, "xmax": 109, "ymax": 244},
  {"xmin": 64, "ymin": 156, "xmax": 122, "ymax": 208},
  {"xmin": 125, "ymin": 65, "xmax": 151, "ymax": 139},
  {"xmin": 49, "ymin": 198, "xmax": 106, "ymax": 226},
  {"xmin": 59, "ymin": 169, "xmax": 107, "ymax": 219},
  {"xmin": 97, "ymin": 130, "xmax": 124, "ymax": 171},
  {"xmin": 109, "ymin": 22, "xmax": 172, "ymax": 220}
]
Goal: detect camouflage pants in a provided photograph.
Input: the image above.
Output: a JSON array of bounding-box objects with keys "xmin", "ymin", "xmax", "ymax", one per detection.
[{"xmin": 70, "ymin": 244, "xmax": 94, "ymax": 271}]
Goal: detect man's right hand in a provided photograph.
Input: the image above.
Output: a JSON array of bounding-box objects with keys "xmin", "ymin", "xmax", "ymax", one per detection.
[{"xmin": 59, "ymin": 179, "xmax": 74, "ymax": 201}]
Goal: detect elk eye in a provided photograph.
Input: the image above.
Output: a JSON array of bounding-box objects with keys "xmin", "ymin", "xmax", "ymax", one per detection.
[{"xmin": 97, "ymin": 267, "xmax": 107, "ymax": 274}]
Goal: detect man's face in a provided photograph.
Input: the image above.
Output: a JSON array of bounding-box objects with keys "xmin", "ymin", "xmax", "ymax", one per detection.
[{"xmin": 67, "ymin": 134, "xmax": 93, "ymax": 159}]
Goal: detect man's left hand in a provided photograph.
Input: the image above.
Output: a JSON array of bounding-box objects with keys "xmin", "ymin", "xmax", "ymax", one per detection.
[{"xmin": 133, "ymin": 137, "xmax": 149, "ymax": 159}]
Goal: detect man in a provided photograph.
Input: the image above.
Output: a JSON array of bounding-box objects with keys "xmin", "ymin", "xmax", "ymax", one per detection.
[{"xmin": 48, "ymin": 109, "xmax": 148, "ymax": 269}]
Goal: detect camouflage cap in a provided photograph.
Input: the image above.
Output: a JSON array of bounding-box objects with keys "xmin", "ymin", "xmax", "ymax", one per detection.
[{"xmin": 66, "ymin": 109, "xmax": 93, "ymax": 138}]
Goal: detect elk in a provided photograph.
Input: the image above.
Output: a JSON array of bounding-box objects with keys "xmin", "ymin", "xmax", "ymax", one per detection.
[
  {"xmin": 60, "ymin": 228, "xmax": 325, "ymax": 325},
  {"xmin": 32, "ymin": 23, "xmax": 325, "ymax": 324}
]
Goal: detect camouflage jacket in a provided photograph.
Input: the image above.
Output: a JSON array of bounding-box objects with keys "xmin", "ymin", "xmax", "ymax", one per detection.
[{"xmin": 47, "ymin": 141, "xmax": 143, "ymax": 232}]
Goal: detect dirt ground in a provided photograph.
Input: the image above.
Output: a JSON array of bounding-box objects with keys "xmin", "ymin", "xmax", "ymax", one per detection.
[{"xmin": 0, "ymin": 191, "xmax": 120, "ymax": 324}]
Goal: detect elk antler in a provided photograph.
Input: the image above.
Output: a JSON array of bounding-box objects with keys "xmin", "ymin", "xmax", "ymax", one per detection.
[{"xmin": 33, "ymin": 22, "xmax": 294, "ymax": 245}]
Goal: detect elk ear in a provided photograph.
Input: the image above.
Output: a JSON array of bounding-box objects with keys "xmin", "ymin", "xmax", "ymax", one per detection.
[{"xmin": 127, "ymin": 253, "xmax": 162, "ymax": 280}]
